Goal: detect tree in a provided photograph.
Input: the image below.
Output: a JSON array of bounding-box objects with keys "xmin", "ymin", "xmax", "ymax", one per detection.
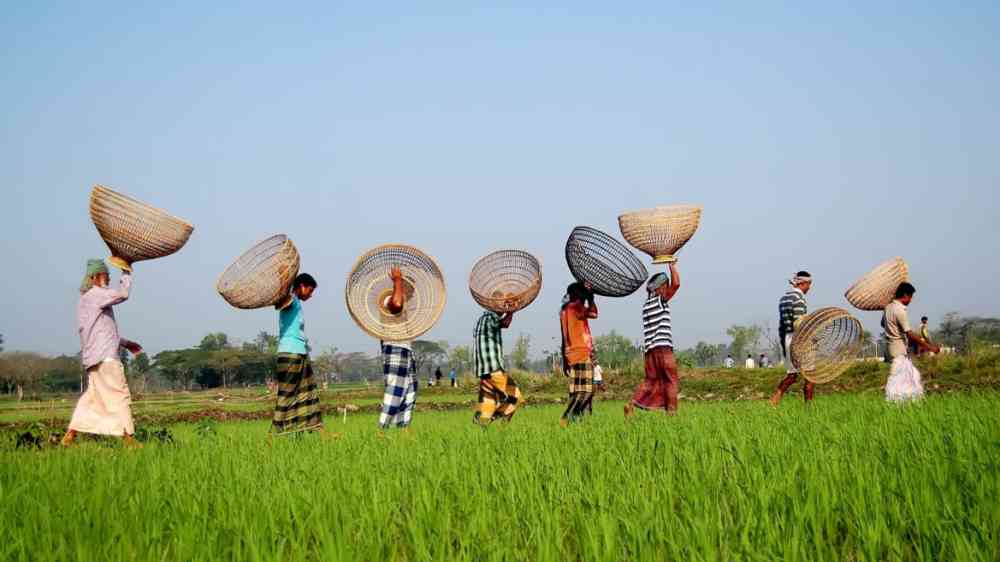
[
  {"xmin": 253, "ymin": 331, "xmax": 278, "ymax": 354},
  {"xmin": 691, "ymin": 341, "xmax": 720, "ymax": 368},
  {"xmin": 448, "ymin": 345, "xmax": 471, "ymax": 373},
  {"xmin": 511, "ymin": 334, "xmax": 531, "ymax": 370},
  {"xmin": 0, "ymin": 351, "xmax": 48, "ymax": 400},
  {"xmin": 211, "ymin": 348, "xmax": 242, "ymax": 389},
  {"xmin": 199, "ymin": 332, "xmax": 230, "ymax": 352},
  {"xmin": 129, "ymin": 352, "xmax": 152, "ymax": 395},
  {"xmin": 40, "ymin": 355, "xmax": 82, "ymax": 393},
  {"xmin": 593, "ymin": 330, "xmax": 642, "ymax": 369},
  {"xmin": 411, "ymin": 340, "xmax": 446, "ymax": 376},
  {"xmin": 313, "ymin": 346, "xmax": 339, "ymax": 384},
  {"xmin": 726, "ymin": 325, "xmax": 762, "ymax": 361}
]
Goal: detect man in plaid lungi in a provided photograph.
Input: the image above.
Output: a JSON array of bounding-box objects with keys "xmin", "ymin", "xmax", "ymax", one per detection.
[
  {"xmin": 560, "ymin": 282, "xmax": 598, "ymax": 426},
  {"xmin": 378, "ymin": 266, "xmax": 418, "ymax": 430},
  {"xmin": 473, "ymin": 306, "xmax": 519, "ymax": 425}
]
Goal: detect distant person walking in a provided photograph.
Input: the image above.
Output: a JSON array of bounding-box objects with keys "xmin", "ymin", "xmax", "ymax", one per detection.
[
  {"xmin": 771, "ymin": 271, "xmax": 814, "ymax": 406},
  {"xmin": 745, "ymin": 354, "xmax": 756, "ymax": 369},
  {"xmin": 760, "ymin": 353, "xmax": 769, "ymax": 368},
  {"xmin": 449, "ymin": 367, "xmax": 457, "ymax": 387},
  {"xmin": 625, "ymin": 262, "xmax": 682, "ymax": 417},
  {"xmin": 884, "ymin": 283, "xmax": 939, "ymax": 401},
  {"xmin": 919, "ymin": 316, "xmax": 933, "ymax": 356},
  {"xmin": 560, "ymin": 282, "xmax": 599, "ymax": 426},
  {"xmin": 62, "ymin": 259, "xmax": 143, "ymax": 447},
  {"xmin": 272, "ymin": 273, "xmax": 323, "ymax": 435},
  {"xmin": 473, "ymin": 306, "xmax": 520, "ymax": 425},
  {"xmin": 724, "ymin": 355, "xmax": 735, "ymax": 369},
  {"xmin": 435, "ymin": 366, "xmax": 443, "ymax": 386}
]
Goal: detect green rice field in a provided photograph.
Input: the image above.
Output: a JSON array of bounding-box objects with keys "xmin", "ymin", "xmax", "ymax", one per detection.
[{"xmin": 2, "ymin": 393, "xmax": 998, "ymax": 562}]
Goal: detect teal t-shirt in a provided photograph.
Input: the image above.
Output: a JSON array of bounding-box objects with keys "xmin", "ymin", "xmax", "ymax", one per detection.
[{"xmin": 277, "ymin": 296, "xmax": 308, "ymax": 355}]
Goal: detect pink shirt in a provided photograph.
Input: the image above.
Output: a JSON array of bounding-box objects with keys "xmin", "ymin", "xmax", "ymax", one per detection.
[{"xmin": 78, "ymin": 274, "xmax": 133, "ymax": 369}]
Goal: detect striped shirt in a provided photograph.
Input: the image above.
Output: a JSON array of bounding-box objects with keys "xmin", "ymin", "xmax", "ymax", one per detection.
[
  {"xmin": 474, "ymin": 311, "xmax": 505, "ymax": 376},
  {"xmin": 642, "ymin": 294, "xmax": 672, "ymax": 352},
  {"xmin": 778, "ymin": 287, "xmax": 808, "ymax": 337}
]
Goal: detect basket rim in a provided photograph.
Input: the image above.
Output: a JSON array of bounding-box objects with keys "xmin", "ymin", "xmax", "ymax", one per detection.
[
  {"xmin": 617, "ymin": 203, "xmax": 704, "ymax": 220},
  {"xmin": 215, "ymin": 233, "xmax": 294, "ymax": 295},
  {"xmin": 91, "ymin": 184, "xmax": 194, "ymax": 230}
]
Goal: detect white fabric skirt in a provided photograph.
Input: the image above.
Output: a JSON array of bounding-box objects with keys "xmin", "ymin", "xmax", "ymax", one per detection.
[
  {"xmin": 885, "ymin": 356, "xmax": 924, "ymax": 402},
  {"xmin": 68, "ymin": 359, "xmax": 135, "ymax": 436}
]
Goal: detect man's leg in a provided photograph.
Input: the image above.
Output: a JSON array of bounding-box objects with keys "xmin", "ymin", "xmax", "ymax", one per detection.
[
  {"xmin": 397, "ymin": 375, "xmax": 417, "ymax": 428},
  {"xmin": 770, "ymin": 373, "xmax": 798, "ymax": 406},
  {"xmin": 494, "ymin": 373, "xmax": 521, "ymax": 421},
  {"xmin": 379, "ymin": 374, "xmax": 405, "ymax": 429},
  {"xmin": 803, "ymin": 381, "xmax": 815, "ymax": 403},
  {"xmin": 661, "ymin": 349, "xmax": 679, "ymax": 414}
]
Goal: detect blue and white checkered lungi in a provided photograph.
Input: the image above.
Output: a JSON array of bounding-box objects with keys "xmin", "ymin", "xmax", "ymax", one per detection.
[{"xmin": 379, "ymin": 343, "xmax": 417, "ymax": 429}]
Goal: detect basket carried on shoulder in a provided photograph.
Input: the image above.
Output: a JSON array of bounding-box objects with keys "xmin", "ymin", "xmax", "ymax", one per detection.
[
  {"xmin": 469, "ymin": 250, "xmax": 543, "ymax": 313},
  {"xmin": 217, "ymin": 235, "xmax": 301, "ymax": 309},
  {"xmin": 346, "ymin": 244, "xmax": 447, "ymax": 341},
  {"xmin": 565, "ymin": 226, "xmax": 647, "ymax": 298},
  {"xmin": 618, "ymin": 204, "xmax": 703, "ymax": 264},
  {"xmin": 790, "ymin": 307, "xmax": 864, "ymax": 384},
  {"xmin": 844, "ymin": 257, "xmax": 909, "ymax": 311},
  {"xmin": 89, "ymin": 185, "xmax": 194, "ymax": 272}
]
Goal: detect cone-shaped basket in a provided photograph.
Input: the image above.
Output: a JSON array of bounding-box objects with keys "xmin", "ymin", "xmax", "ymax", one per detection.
[
  {"xmin": 89, "ymin": 185, "xmax": 194, "ymax": 272},
  {"xmin": 469, "ymin": 250, "xmax": 543, "ymax": 313},
  {"xmin": 618, "ymin": 204, "xmax": 703, "ymax": 264},
  {"xmin": 845, "ymin": 257, "xmax": 909, "ymax": 311},
  {"xmin": 346, "ymin": 244, "xmax": 446, "ymax": 341},
  {"xmin": 790, "ymin": 307, "xmax": 864, "ymax": 384},
  {"xmin": 565, "ymin": 226, "xmax": 647, "ymax": 298},
  {"xmin": 217, "ymin": 235, "xmax": 301, "ymax": 309}
]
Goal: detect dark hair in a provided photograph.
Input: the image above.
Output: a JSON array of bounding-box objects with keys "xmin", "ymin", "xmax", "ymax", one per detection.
[
  {"xmin": 566, "ymin": 282, "xmax": 591, "ymax": 303},
  {"xmin": 294, "ymin": 273, "xmax": 318, "ymax": 289},
  {"xmin": 894, "ymin": 282, "xmax": 916, "ymax": 299},
  {"xmin": 797, "ymin": 270, "xmax": 811, "ymax": 278},
  {"xmin": 921, "ymin": 316, "xmax": 928, "ymax": 322}
]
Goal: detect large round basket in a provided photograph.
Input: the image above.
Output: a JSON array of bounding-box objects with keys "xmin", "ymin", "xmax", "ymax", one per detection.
[
  {"xmin": 216, "ymin": 235, "xmax": 301, "ymax": 309},
  {"xmin": 844, "ymin": 257, "xmax": 909, "ymax": 311},
  {"xmin": 790, "ymin": 307, "xmax": 864, "ymax": 384},
  {"xmin": 565, "ymin": 226, "xmax": 648, "ymax": 298},
  {"xmin": 618, "ymin": 204, "xmax": 703, "ymax": 264},
  {"xmin": 469, "ymin": 250, "xmax": 543, "ymax": 313},
  {"xmin": 90, "ymin": 185, "xmax": 194, "ymax": 272},
  {"xmin": 346, "ymin": 244, "xmax": 447, "ymax": 341}
]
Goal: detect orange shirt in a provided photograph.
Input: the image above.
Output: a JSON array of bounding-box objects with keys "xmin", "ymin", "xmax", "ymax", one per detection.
[{"xmin": 561, "ymin": 302, "xmax": 594, "ymax": 365}]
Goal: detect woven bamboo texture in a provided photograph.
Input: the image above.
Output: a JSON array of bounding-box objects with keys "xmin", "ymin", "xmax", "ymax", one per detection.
[
  {"xmin": 216, "ymin": 235, "xmax": 301, "ymax": 309},
  {"xmin": 469, "ymin": 250, "xmax": 543, "ymax": 313},
  {"xmin": 618, "ymin": 204, "xmax": 703, "ymax": 264},
  {"xmin": 790, "ymin": 307, "xmax": 864, "ymax": 384},
  {"xmin": 345, "ymin": 244, "xmax": 446, "ymax": 341},
  {"xmin": 844, "ymin": 257, "xmax": 910, "ymax": 311},
  {"xmin": 89, "ymin": 185, "xmax": 194, "ymax": 272},
  {"xmin": 565, "ymin": 226, "xmax": 648, "ymax": 298}
]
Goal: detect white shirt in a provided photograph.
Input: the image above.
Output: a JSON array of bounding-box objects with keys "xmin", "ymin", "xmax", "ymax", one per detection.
[{"xmin": 745, "ymin": 358, "xmax": 756, "ymax": 369}]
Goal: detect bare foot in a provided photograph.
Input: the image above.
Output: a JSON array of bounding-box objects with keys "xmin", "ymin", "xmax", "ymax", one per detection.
[
  {"xmin": 122, "ymin": 435, "xmax": 144, "ymax": 449},
  {"xmin": 769, "ymin": 393, "xmax": 781, "ymax": 408},
  {"xmin": 624, "ymin": 403, "xmax": 635, "ymax": 419},
  {"xmin": 559, "ymin": 418, "xmax": 570, "ymax": 428},
  {"xmin": 60, "ymin": 430, "xmax": 78, "ymax": 448}
]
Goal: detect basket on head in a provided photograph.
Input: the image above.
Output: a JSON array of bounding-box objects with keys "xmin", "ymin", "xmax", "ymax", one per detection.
[
  {"xmin": 89, "ymin": 185, "xmax": 194, "ymax": 272},
  {"xmin": 618, "ymin": 204, "xmax": 703, "ymax": 264},
  {"xmin": 565, "ymin": 226, "xmax": 648, "ymax": 298},
  {"xmin": 790, "ymin": 307, "xmax": 864, "ymax": 384},
  {"xmin": 844, "ymin": 257, "xmax": 909, "ymax": 311},
  {"xmin": 469, "ymin": 250, "xmax": 543, "ymax": 313},
  {"xmin": 345, "ymin": 244, "xmax": 447, "ymax": 341},
  {"xmin": 216, "ymin": 235, "xmax": 300, "ymax": 309}
]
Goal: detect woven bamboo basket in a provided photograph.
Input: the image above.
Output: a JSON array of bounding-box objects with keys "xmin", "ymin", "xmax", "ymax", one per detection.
[
  {"xmin": 89, "ymin": 185, "xmax": 194, "ymax": 272},
  {"xmin": 469, "ymin": 250, "xmax": 543, "ymax": 313},
  {"xmin": 844, "ymin": 257, "xmax": 909, "ymax": 311},
  {"xmin": 216, "ymin": 235, "xmax": 301, "ymax": 309},
  {"xmin": 565, "ymin": 226, "xmax": 647, "ymax": 298},
  {"xmin": 618, "ymin": 204, "xmax": 703, "ymax": 264},
  {"xmin": 345, "ymin": 244, "xmax": 446, "ymax": 341},
  {"xmin": 790, "ymin": 307, "xmax": 864, "ymax": 384}
]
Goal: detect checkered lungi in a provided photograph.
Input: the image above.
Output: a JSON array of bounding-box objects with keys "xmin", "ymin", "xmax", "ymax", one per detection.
[
  {"xmin": 567, "ymin": 361, "xmax": 594, "ymax": 394},
  {"xmin": 475, "ymin": 370, "xmax": 522, "ymax": 424},
  {"xmin": 379, "ymin": 343, "xmax": 417, "ymax": 429},
  {"xmin": 272, "ymin": 353, "xmax": 323, "ymax": 435}
]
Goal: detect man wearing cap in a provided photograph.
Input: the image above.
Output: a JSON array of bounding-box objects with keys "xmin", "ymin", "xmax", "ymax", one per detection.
[
  {"xmin": 770, "ymin": 271, "xmax": 813, "ymax": 406},
  {"xmin": 625, "ymin": 262, "xmax": 681, "ymax": 416},
  {"xmin": 61, "ymin": 260, "xmax": 143, "ymax": 447}
]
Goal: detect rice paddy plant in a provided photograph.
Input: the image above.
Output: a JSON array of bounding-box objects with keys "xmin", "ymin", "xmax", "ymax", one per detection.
[{"xmin": 0, "ymin": 393, "xmax": 997, "ymax": 561}]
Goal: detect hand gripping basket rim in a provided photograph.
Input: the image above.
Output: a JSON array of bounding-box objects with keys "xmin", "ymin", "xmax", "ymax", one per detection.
[
  {"xmin": 617, "ymin": 204, "xmax": 703, "ymax": 264},
  {"xmin": 468, "ymin": 249, "xmax": 543, "ymax": 313},
  {"xmin": 565, "ymin": 225, "xmax": 648, "ymax": 298},
  {"xmin": 790, "ymin": 306, "xmax": 864, "ymax": 384},
  {"xmin": 844, "ymin": 257, "xmax": 910, "ymax": 311},
  {"xmin": 345, "ymin": 244, "xmax": 447, "ymax": 341},
  {"xmin": 89, "ymin": 184, "xmax": 195, "ymax": 271},
  {"xmin": 216, "ymin": 234, "xmax": 301, "ymax": 309}
]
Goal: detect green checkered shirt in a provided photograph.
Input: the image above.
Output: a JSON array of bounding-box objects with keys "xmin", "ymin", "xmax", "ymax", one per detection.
[{"xmin": 474, "ymin": 311, "xmax": 505, "ymax": 376}]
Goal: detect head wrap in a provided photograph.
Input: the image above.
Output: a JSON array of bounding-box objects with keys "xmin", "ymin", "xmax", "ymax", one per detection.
[
  {"xmin": 647, "ymin": 272, "xmax": 669, "ymax": 293},
  {"xmin": 80, "ymin": 259, "xmax": 109, "ymax": 293},
  {"xmin": 789, "ymin": 273, "xmax": 812, "ymax": 286}
]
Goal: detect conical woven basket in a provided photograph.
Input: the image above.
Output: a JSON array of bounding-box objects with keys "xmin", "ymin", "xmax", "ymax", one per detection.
[
  {"xmin": 469, "ymin": 250, "xmax": 543, "ymax": 313},
  {"xmin": 844, "ymin": 257, "xmax": 909, "ymax": 311},
  {"xmin": 790, "ymin": 307, "xmax": 864, "ymax": 384},
  {"xmin": 565, "ymin": 226, "xmax": 648, "ymax": 298},
  {"xmin": 618, "ymin": 204, "xmax": 703, "ymax": 264},
  {"xmin": 217, "ymin": 235, "xmax": 301, "ymax": 309},
  {"xmin": 346, "ymin": 244, "xmax": 446, "ymax": 341},
  {"xmin": 89, "ymin": 185, "xmax": 194, "ymax": 272}
]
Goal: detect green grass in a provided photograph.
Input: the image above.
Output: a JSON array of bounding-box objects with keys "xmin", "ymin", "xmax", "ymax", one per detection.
[{"xmin": 1, "ymin": 394, "xmax": 997, "ymax": 561}]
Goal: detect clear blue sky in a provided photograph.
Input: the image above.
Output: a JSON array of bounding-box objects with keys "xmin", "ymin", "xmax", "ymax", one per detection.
[{"xmin": 1, "ymin": 2, "xmax": 998, "ymax": 358}]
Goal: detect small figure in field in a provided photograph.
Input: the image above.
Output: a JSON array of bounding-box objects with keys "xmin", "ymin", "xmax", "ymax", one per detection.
[
  {"xmin": 724, "ymin": 355, "xmax": 735, "ymax": 369},
  {"xmin": 625, "ymin": 262, "xmax": 682, "ymax": 417},
  {"xmin": 884, "ymin": 283, "xmax": 940, "ymax": 402},
  {"xmin": 745, "ymin": 354, "xmax": 756, "ymax": 369},
  {"xmin": 917, "ymin": 316, "xmax": 934, "ymax": 356},
  {"xmin": 272, "ymin": 273, "xmax": 324, "ymax": 436},
  {"xmin": 473, "ymin": 297, "xmax": 519, "ymax": 425},
  {"xmin": 379, "ymin": 267, "xmax": 419, "ymax": 431},
  {"xmin": 62, "ymin": 259, "xmax": 143, "ymax": 447},
  {"xmin": 560, "ymin": 282, "xmax": 599, "ymax": 426},
  {"xmin": 760, "ymin": 353, "xmax": 770, "ymax": 368},
  {"xmin": 770, "ymin": 271, "xmax": 814, "ymax": 406},
  {"xmin": 449, "ymin": 367, "xmax": 457, "ymax": 387},
  {"xmin": 435, "ymin": 366, "xmax": 443, "ymax": 386}
]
